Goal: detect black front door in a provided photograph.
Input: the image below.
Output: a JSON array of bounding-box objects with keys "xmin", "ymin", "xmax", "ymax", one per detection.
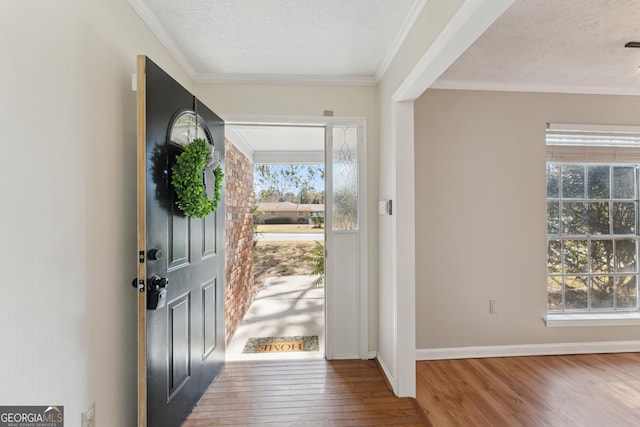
[{"xmin": 136, "ymin": 56, "xmax": 225, "ymax": 427}]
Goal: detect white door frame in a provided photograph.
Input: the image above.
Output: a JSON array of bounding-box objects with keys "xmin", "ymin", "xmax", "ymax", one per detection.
[{"xmin": 224, "ymin": 115, "xmax": 369, "ymax": 360}]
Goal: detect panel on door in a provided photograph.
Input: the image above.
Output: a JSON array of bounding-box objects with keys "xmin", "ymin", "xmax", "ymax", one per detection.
[{"xmin": 137, "ymin": 56, "xmax": 225, "ymax": 427}]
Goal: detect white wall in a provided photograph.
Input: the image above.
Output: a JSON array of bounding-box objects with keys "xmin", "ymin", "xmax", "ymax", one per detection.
[
  {"xmin": 376, "ymin": 0, "xmax": 465, "ymax": 393},
  {"xmin": 195, "ymin": 83, "xmax": 380, "ymax": 350},
  {"xmin": 0, "ymin": 1, "xmax": 191, "ymax": 425},
  {"xmin": 414, "ymin": 89, "xmax": 640, "ymax": 350}
]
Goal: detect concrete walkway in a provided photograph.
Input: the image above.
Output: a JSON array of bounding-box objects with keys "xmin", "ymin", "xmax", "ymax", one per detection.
[{"xmin": 226, "ymin": 275, "xmax": 325, "ymax": 361}]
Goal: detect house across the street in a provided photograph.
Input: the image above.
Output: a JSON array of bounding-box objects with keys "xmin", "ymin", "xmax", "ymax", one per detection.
[{"xmin": 256, "ymin": 202, "xmax": 324, "ymax": 223}]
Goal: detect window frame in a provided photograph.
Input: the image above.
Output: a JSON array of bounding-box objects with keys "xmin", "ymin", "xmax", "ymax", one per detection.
[
  {"xmin": 546, "ymin": 162, "xmax": 640, "ymax": 314},
  {"xmin": 545, "ymin": 124, "xmax": 640, "ymax": 323}
]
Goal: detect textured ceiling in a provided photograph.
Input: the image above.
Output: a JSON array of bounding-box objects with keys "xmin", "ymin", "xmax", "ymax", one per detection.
[
  {"xmin": 434, "ymin": 0, "xmax": 640, "ymax": 94},
  {"xmin": 228, "ymin": 125, "xmax": 324, "ymax": 152},
  {"xmin": 132, "ymin": 0, "xmax": 419, "ymax": 84}
]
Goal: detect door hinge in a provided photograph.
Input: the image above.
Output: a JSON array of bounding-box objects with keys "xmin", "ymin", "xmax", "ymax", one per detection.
[
  {"xmin": 139, "ymin": 251, "xmax": 145, "ymax": 263},
  {"xmin": 131, "ymin": 278, "xmax": 145, "ymax": 292}
]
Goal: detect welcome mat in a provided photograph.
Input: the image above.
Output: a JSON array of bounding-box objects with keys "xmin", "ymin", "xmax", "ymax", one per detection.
[{"xmin": 243, "ymin": 336, "xmax": 319, "ymax": 353}]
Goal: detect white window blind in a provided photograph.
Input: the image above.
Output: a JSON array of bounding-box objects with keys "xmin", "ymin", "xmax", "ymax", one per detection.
[{"xmin": 546, "ymin": 123, "xmax": 640, "ymax": 163}]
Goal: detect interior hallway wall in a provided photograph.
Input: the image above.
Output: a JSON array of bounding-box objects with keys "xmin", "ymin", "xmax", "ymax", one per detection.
[
  {"xmin": 414, "ymin": 89, "xmax": 640, "ymax": 350},
  {"xmin": 1, "ymin": 1, "xmax": 193, "ymax": 425},
  {"xmin": 376, "ymin": 0, "xmax": 465, "ymax": 389}
]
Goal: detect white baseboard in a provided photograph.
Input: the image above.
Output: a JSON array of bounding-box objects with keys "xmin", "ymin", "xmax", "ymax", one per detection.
[
  {"xmin": 330, "ymin": 354, "xmax": 362, "ymax": 360},
  {"xmin": 375, "ymin": 352, "xmax": 397, "ymax": 394},
  {"xmin": 416, "ymin": 340, "xmax": 640, "ymax": 360},
  {"xmin": 367, "ymin": 351, "xmax": 377, "ymax": 360}
]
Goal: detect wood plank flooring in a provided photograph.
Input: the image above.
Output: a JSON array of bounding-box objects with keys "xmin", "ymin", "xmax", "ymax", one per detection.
[
  {"xmin": 416, "ymin": 352, "xmax": 640, "ymax": 427},
  {"xmin": 183, "ymin": 359, "xmax": 428, "ymax": 426}
]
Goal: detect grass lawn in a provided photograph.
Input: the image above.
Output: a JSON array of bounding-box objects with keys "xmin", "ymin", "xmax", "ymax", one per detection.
[
  {"xmin": 255, "ymin": 224, "xmax": 324, "ymax": 233},
  {"xmin": 254, "ymin": 240, "xmax": 324, "ymax": 286}
]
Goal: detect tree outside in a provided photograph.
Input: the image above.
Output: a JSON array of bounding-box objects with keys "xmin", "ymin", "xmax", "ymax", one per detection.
[
  {"xmin": 547, "ymin": 164, "xmax": 638, "ymax": 311},
  {"xmin": 254, "ymin": 164, "xmax": 324, "ymax": 204}
]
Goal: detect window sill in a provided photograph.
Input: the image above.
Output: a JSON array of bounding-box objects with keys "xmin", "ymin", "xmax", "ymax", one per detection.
[{"xmin": 544, "ymin": 313, "xmax": 640, "ymax": 327}]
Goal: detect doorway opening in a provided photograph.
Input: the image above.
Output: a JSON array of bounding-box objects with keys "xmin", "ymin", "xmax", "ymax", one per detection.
[{"xmin": 224, "ymin": 125, "xmax": 326, "ymax": 360}]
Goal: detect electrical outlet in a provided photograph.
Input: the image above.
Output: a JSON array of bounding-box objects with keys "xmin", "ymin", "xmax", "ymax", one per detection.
[
  {"xmin": 489, "ymin": 299, "xmax": 497, "ymax": 314},
  {"xmin": 81, "ymin": 403, "xmax": 95, "ymax": 427}
]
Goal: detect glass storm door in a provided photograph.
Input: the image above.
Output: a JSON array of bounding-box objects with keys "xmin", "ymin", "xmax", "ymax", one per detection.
[{"xmin": 325, "ymin": 122, "xmax": 366, "ymax": 359}]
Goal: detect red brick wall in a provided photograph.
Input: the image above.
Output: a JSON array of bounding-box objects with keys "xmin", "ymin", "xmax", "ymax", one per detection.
[{"xmin": 224, "ymin": 139, "xmax": 255, "ymax": 345}]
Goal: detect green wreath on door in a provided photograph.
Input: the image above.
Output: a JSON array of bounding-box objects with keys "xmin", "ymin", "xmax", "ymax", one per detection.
[{"xmin": 171, "ymin": 138, "xmax": 223, "ymax": 218}]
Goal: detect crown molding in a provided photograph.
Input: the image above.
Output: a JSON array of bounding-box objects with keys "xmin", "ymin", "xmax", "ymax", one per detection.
[
  {"xmin": 224, "ymin": 127, "xmax": 254, "ymax": 162},
  {"xmin": 129, "ymin": 0, "xmax": 426, "ymax": 87},
  {"xmin": 432, "ymin": 79, "xmax": 640, "ymax": 96},
  {"xmin": 375, "ymin": 0, "xmax": 428, "ymax": 82},
  {"xmin": 128, "ymin": 0, "xmax": 197, "ymax": 79},
  {"xmin": 194, "ymin": 73, "xmax": 377, "ymax": 87}
]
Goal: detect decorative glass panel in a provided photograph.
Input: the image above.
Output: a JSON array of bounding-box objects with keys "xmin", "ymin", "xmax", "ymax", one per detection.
[
  {"xmin": 169, "ymin": 112, "xmax": 210, "ymax": 146},
  {"xmin": 332, "ymin": 126, "xmax": 358, "ymax": 231}
]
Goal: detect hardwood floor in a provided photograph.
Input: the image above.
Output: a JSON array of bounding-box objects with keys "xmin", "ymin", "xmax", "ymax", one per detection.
[
  {"xmin": 416, "ymin": 352, "xmax": 640, "ymax": 427},
  {"xmin": 183, "ymin": 359, "xmax": 428, "ymax": 426}
]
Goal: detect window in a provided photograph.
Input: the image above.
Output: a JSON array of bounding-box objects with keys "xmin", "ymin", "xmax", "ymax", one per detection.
[
  {"xmin": 546, "ymin": 124, "xmax": 640, "ymax": 313},
  {"xmin": 332, "ymin": 125, "xmax": 359, "ymax": 231},
  {"xmin": 547, "ymin": 164, "xmax": 639, "ymax": 311},
  {"xmin": 270, "ymin": 211, "xmax": 277, "ymax": 217},
  {"xmin": 298, "ymin": 211, "xmax": 305, "ymax": 217}
]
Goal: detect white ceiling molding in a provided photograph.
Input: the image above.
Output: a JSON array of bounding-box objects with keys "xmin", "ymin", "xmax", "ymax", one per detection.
[
  {"xmin": 375, "ymin": 0, "xmax": 428, "ymax": 82},
  {"xmin": 129, "ymin": 0, "xmax": 422, "ymax": 86},
  {"xmin": 224, "ymin": 127, "xmax": 255, "ymax": 162},
  {"xmin": 431, "ymin": 79, "xmax": 640, "ymax": 96},
  {"xmin": 128, "ymin": 0, "xmax": 196, "ymax": 78},
  {"xmin": 194, "ymin": 73, "xmax": 377, "ymax": 87},
  {"xmin": 222, "ymin": 114, "xmax": 363, "ymax": 127}
]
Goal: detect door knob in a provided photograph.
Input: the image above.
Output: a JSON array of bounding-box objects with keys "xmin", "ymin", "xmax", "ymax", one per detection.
[
  {"xmin": 149, "ymin": 275, "xmax": 169, "ymax": 289},
  {"xmin": 148, "ymin": 248, "xmax": 163, "ymax": 261},
  {"xmin": 147, "ymin": 275, "xmax": 168, "ymax": 310}
]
